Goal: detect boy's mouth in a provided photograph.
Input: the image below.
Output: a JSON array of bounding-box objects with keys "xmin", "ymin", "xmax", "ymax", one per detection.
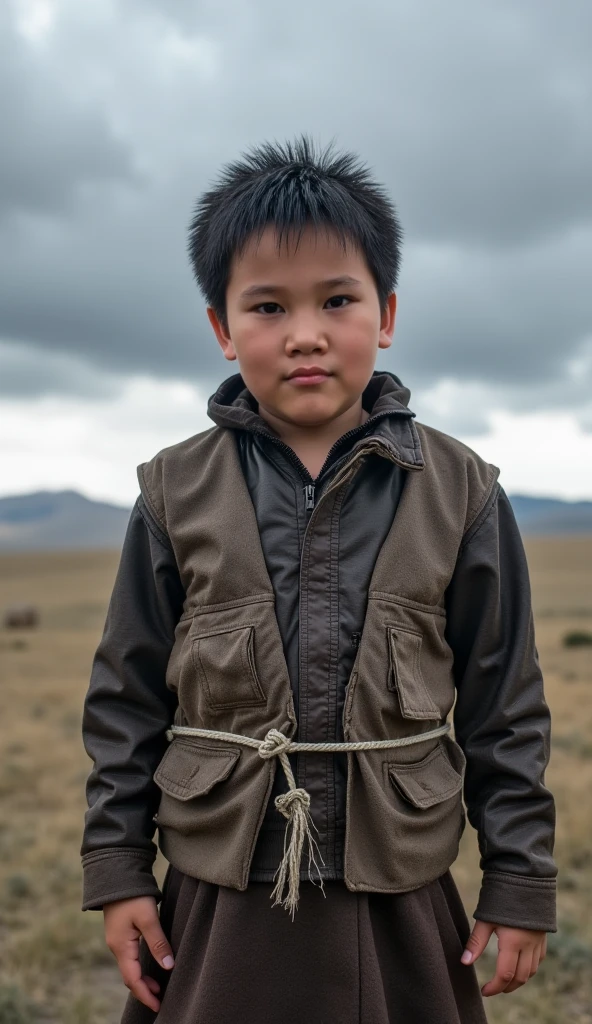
[{"xmin": 286, "ymin": 366, "xmax": 333, "ymax": 385}]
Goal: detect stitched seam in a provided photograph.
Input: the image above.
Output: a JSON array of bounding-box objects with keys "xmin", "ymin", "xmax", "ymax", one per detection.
[
  {"xmin": 160, "ymin": 741, "xmax": 240, "ymax": 758},
  {"xmin": 191, "ymin": 626, "xmax": 267, "ymax": 709},
  {"xmin": 138, "ymin": 463, "xmax": 167, "ymax": 530},
  {"xmin": 483, "ymin": 871, "xmax": 557, "ymax": 888},
  {"xmin": 180, "ymin": 594, "xmax": 275, "ymax": 622},
  {"xmin": 327, "ymin": 481, "xmax": 347, "ymax": 862},
  {"xmin": 391, "ymin": 784, "xmax": 461, "ymax": 807},
  {"xmin": 464, "ymin": 467, "xmax": 500, "ymax": 537},
  {"xmin": 460, "ymin": 482, "xmax": 500, "ymax": 554},
  {"xmin": 386, "ymin": 626, "xmax": 439, "ymax": 716},
  {"xmin": 388, "ymin": 766, "xmax": 462, "ymax": 806},
  {"xmin": 369, "ymin": 592, "xmax": 446, "ymax": 617},
  {"xmin": 137, "ymin": 494, "xmax": 171, "ymax": 547},
  {"xmin": 82, "ymin": 849, "xmax": 154, "ymax": 865},
  {"xmin": 156, "ymin": 746, "xmax": 237, "ymax": 789},
  {"xmin": 245, "ymin": 626, "xmax": 267, "ymax": 702},
  {"xmin": 406, "ymin": 417, "xmax": 423, "ymax": 462},
  {"xmin": 475, "ymin": 912, "xmax": 556, "ymax": 932},
  {"xmin": 83, "ymin": 886, "xmax": 160, "ymax": 907}
]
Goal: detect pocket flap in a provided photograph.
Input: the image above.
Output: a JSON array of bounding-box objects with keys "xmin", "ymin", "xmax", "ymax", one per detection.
[
  {"xmin": 192, "ymin": 624, "xmax": 267, "ymax": 710},
  {"xmin": 154, "ymin": 738, "xmax": 240, "ymax": 801},
  {"xmin": 387, "ymin": 626, "xmax": 440, "ymax": 719},
  {"xmin": 388, "ymin": 740, "xmax": 464, "ymax": 809}
]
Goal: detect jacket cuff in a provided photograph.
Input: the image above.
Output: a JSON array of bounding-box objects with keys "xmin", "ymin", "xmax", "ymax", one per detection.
[
  {"xmin": 474, "ymin": 870, "xmax": 557, "ymax": 933},
  {"xmin": 81, "ymin": 847, "xmax": 163, "ymax": 911}
]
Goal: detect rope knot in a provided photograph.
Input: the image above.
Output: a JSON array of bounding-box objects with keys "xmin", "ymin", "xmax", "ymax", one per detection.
[
  {"xmin": 258, "ymin": 729, "xmax": 292, "ymax": 760},
  {"xmin": 275, "ymin": 787, "xmax": 311, "ymax": 818}
]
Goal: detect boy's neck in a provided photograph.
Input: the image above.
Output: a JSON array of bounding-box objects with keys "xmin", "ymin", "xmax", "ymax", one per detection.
[{"xmin": 256, "ymin": 399, "xmax": 370, "ymax": 481}]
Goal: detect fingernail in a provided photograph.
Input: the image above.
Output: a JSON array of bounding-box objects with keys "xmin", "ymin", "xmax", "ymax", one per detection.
[
  {"xmin": 461, "ymin": 950, "xmax": 473, "ymax": 964},
  {"xmin": 163, "ymin": 955, "xmax": 175, "ymax": 969}
]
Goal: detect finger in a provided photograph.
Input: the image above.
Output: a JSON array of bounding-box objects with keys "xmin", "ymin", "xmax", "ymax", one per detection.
[
  {"xmin": 137, "ymin": 914, "xmax": 176, "ymax": 971},
  {"xmin": 530, "ymin": 948, "xmax": 541, "ymax": 976},
  {"xmin": 118, "ymin": 950, "xmax": 161, "ymax": 1012},
  {"xmin": 130, "ymin": 978, "xmax": 161, "ymax": 1012},
  {"xmin": 532, "ymin": 934, "xmax": 546, "ymax": 972},
  {"xmin": 480, "ymin": 946, "xmax": 519, "ymax": 997},
  {"xmin": 461, "ymin": 920, "xmax": 495, "ymax": 965},
  {"xmin": 503, "ymin": 950, "xmax": 534, "ymax": 993}
]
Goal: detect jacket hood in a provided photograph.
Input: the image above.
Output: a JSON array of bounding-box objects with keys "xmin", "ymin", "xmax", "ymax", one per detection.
[
  {"xmin": 206, "ymin": 370, "xmax": 423, "ymax": 469},
  {"xmin": 207, "ymin": 369, "xmax": 412, "ymax": 428},
  {"xmin": 204, "ymin": 370, "xmax": 421, "ymax": 468}
]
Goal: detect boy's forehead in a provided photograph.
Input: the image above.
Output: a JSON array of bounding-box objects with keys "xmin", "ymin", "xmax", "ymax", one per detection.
[{"xmin": 228, "ymin": 223, "xmax": 369, "ymax": 289}]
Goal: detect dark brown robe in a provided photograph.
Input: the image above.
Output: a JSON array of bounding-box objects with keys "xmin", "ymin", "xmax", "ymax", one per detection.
[{"xmin": 120, "ymin": 867, "xmax": 487, "ymax": 1024}]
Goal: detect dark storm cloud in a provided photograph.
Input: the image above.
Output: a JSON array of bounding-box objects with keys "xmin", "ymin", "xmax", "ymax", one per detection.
[
  {"xmin": 1, "ymin": 0, "xmax": 591, "ymax": 422},
  {"xmin": 132, "ymin": 0, "xmax": 592, "ymax": 246},
  {"xmin": 0, "ymin": 3, "xmax": 139, "ymax": 220},
  {"xmin": 0, "ymin": 340, "xmax": 123, "ymax": 399}
]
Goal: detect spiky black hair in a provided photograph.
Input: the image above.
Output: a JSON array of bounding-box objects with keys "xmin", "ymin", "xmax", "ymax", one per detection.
[{"xmin": 187, "ymin": 134, "xmax": 403, "ymax": 326}]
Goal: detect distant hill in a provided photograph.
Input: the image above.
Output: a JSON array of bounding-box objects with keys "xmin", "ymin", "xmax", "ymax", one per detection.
[
  {"xmin": 508, "ymin": 494, "xmax": 592, "ymax": 536},
  {"xmin": 0, "ymin": 491, "xmax": 131, "ymax": 551},
  {"xmin": 0, "ymin": 489, "xmax": 591, "ymax": 552}
]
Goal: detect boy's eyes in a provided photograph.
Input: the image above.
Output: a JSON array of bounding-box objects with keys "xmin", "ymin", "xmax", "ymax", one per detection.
[{"xmin": 253, "ymin": 295, "xmax": 353, "ymax": 315}]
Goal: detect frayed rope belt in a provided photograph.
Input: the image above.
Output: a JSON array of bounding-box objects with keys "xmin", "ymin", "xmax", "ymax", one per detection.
[{"xmin": 164, "ymin": 721, "xmax": 451, "ymax": 919}]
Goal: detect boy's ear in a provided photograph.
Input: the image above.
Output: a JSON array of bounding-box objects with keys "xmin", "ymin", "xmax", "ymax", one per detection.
[
  {"xmin": 378, "ymin": 293, "xmax": 397, "ymax": 351},
  {"xmin": 207, "ymin": 306, "xmax": 237, "ymax": 362}
]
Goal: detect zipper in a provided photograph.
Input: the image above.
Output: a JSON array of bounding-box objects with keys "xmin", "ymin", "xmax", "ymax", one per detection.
[
  {"xmin": 296, "ymin": 443, "xmax": 375, "ymax": 748},
  {"xmin": 246, "ymin": 419, "xmax": 420, "ymax": 750},
  {"xmin": 250, "ymin": 408, "xmax": 414, "ymax": 490},
  {"xmin": 298, "ymin": 436, "xmax": 411, "ymax": 552},
  {"xmin": 297, "ymin": 439, "xmax": 410, "ymax": 745}
]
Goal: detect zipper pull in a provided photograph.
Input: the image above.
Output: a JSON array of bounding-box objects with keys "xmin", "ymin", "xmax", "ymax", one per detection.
[
  {"xmin": 350, "ymin": 631, "xmax": 361, "ymax": 650},
  {"xmin": 304, "ymin": 483, "xmax": 315, "ymax": 510}
]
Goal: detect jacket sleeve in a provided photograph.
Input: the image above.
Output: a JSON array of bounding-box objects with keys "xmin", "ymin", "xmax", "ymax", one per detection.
[
  {"xmin": 446, "ymin": 483, "xmax": 558, "ymax": 932},
  {"xmin": 80, "ymin": 495, "xmax": 184, "ymax": 911}
]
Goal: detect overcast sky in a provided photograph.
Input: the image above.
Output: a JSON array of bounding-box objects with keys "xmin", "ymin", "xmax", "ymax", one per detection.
[{"xmin": 1, "ymin": 0, "xmax": 591, "ymax": 503}]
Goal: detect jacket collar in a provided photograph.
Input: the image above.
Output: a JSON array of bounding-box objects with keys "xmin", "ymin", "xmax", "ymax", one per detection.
[{"xmin": 207, "ymin": 369, "xmax": 425, "ymax": 471}]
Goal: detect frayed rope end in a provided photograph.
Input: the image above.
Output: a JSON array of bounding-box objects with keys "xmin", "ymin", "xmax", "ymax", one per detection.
[{"xmin": 270, "ymin": 786, "xmax": 326, "ymax": 919}]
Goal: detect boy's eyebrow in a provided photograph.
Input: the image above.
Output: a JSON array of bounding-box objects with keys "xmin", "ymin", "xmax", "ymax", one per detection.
[{"xmin": 239, "ymin": 276, "xmax": 363, "ymax": 300}]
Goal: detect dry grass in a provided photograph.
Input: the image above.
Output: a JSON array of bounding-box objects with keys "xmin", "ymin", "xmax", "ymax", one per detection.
[
  {"xmin": 0, "ymin": 539, "xmax": 591, "ymax": 1022},
  {"xmin": 453, "ymin": 536, "xmax": 592, "ymax": 1023}
]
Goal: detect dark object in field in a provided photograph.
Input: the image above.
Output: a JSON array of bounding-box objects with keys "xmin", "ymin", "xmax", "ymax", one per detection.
[
  {"xmin": 562, "ymin": 630, "xmax": 592, "ymax": 648},
  {"xmin": 3, "ymin": 604, "xmax": 40, "ymax": 629}
]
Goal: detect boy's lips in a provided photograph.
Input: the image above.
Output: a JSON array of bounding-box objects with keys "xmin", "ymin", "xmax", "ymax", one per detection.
[
  {"xmin": 287, "ymin": 373, "xmax": 331, "ymax": 385},
  {"xmin": 286, "ymin": 367, "xmax": 333, "ymax": 385}
]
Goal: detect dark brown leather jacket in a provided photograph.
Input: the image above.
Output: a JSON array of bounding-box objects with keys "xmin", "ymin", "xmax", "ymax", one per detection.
[{"xmin": 80, "ymin": 370, "xmax": 557, "ymax": 930}]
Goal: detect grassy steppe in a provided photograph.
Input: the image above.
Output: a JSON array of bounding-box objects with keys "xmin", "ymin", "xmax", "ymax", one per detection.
[{"xmin": 0, "ymin": 539, "xmax": 591, "ymax": 1022}]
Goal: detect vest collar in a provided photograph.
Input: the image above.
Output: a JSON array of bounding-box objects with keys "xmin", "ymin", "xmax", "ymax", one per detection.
[{"xmin": 207, "ymin": 370, "xmax": 425, "ymax": 471}]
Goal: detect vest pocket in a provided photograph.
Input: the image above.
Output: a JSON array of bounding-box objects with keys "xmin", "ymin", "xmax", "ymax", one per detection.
[
  {"xmin": 380, "ymin": 736, "xmax": 467, "ymax": 885},
  {"xmin": 387, "ymin": 625, "xmax": 440, "ymax": 720},
  {"xmin": 192, "ymin": 624, "xmax": 267, "ymax": 710},
  {"xmin": 387, "ymin": 736, "xmax": 465, "ymax": 808},
  {"xmin": 153, "ymin": 737, "xmax": 241, "ymax": 836},
  {"xmin": 154, "ymin": 738, "xmax": 240, "ymax": 800}
]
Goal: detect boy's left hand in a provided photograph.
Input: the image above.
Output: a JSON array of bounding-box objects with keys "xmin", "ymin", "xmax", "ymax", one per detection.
[{"xmin": 460, "ymin": 921, "xmax": 547, "ymax": 996}]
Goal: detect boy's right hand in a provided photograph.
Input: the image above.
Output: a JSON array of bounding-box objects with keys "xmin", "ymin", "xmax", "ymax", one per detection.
[{"xmin": 104, "ymin": 895, "xmax": 175, "ymax": 1012}]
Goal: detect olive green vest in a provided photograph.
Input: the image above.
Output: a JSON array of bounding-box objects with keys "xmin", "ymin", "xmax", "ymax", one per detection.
[{"xmin": 138, "ymin": 422, "xmax": 499, "ymax": 894}]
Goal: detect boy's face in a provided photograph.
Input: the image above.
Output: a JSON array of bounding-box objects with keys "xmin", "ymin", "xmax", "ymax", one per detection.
[{"xmin": 207, "ymin": 224, "xmax": 396, "ymax": 431}]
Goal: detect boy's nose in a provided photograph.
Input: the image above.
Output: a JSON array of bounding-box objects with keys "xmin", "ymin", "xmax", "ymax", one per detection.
[{"xmin": 286, "ymin": 315, "xmax": 328, "ymax": 349}]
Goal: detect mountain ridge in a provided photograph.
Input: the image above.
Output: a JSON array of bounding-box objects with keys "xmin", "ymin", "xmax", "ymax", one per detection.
[{"xmin": 0, "ymin": 488, "xmax": 591, "ymax": 551}]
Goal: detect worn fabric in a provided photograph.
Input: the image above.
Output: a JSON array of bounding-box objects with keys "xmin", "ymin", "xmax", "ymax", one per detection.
[
  {"xmin": 81, "ymin": 370, "xmax": 557, "ymax": 931},
  {"xmin": 130, "ymin": 411, "xmax": 496, "ymax": 896},
  {"xmin": 120, "ymin": 867, "xmax": 488, "ymax": 1024}
]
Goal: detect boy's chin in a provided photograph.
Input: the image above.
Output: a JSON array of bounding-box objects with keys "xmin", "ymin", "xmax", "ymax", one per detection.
[{"xmin": 279, "ymin": 407, "xmax": 357, "ymax": 429}]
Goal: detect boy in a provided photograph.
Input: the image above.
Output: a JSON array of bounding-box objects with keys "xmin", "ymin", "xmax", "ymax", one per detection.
[{"xmin": 80, "ymin": 136, "xmax": 557, "ymax": 1023}]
